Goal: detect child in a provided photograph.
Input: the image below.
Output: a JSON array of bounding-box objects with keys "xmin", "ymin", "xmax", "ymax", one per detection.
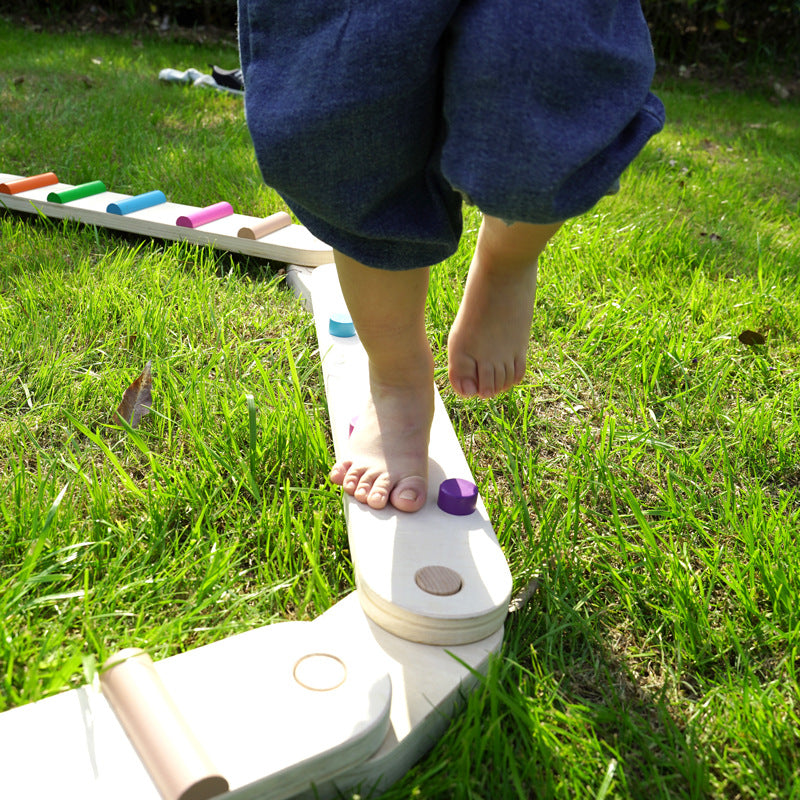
[{"xmin": 239, "ymin": 0, "xmax": 665, "ymax": 512}]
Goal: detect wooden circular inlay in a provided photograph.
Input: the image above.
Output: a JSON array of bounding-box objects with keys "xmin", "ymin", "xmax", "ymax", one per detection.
[
  {"xmin": 293, "ymin": 653, "xmax": 347, "ymax": 692},
  {"xmin": 414, "ymin": 565, "xmax": 463, "ymax": 596}
]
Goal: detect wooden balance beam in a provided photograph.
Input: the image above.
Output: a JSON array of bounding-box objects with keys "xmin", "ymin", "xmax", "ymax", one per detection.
[
  {"xmin": 0, "ymin": 594, "xmax": 502, "ymax": 800},
  {"xmin": 287, "ymin": 263, "xmax": 512, "ymax": 647},
  {"xmin": 0, "ymin": 171, "xmax": 514, "ymax": 799}
]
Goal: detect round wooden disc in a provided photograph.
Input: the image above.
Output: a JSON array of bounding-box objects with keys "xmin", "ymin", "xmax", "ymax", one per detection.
[
  {"xmin": 293, "ymin": 653, "xmax": 347, "ymax": 692},
  {"xmin": 414, "ymin": 565, "xmax": 463, "ymax": 596}
]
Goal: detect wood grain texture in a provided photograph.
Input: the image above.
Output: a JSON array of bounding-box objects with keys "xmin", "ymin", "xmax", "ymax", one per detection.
[{"xmin": 414, "ymin": 565, "xmax": 463, "ymax": 597}]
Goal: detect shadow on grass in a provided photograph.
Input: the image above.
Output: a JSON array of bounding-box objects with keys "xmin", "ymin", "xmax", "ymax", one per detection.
[
  {"xmin": 503, "ymin": 591, "xmax": 711, "ymax": 798},
  {"xmin": 0, "ymin": 209, "xmax": 287, "ymax": 283}
]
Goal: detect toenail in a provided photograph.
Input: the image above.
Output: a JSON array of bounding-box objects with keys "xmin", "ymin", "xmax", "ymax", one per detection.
[{"xmin": 399, "ymin": 489, "xmax": 418, "ymax": 501}]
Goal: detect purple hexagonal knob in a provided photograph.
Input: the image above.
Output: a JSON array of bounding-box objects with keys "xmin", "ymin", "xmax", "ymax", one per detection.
[{"xmin": 437, "ymin": 478, "xmax": 478, "ymax": 516}]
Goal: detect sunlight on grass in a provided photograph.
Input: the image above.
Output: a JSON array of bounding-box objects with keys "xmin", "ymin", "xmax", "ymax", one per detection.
[{"xmin": 1, "ymin": 17, "xmax": 799, "ymax": 799}]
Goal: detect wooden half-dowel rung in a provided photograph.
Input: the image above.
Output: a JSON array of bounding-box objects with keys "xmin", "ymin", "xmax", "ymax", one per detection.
[
  {"xmin": 47, "ymin": 180, "xmax": 107, "ymax": 204},
  {"xmin": 0, "ymin": 171, "xmax": 58, "ymax": 194},
  {"xmin": 237, "ymin": 211, "xmax": 292, "ymax": 240},
  {"xmin": 329, "ymin": 311, "xmax": 356, "ymax": 338},
  {"xmin": 176, "ymin": 201, "xmax": 234, "ymax": 229},
  {"xmin": 100, "ymin": 648, "xmax": 229, "ymax": 800},
  {"xmin": 107, "ymin": 190, "xmax": 167, "ymax": 215}
]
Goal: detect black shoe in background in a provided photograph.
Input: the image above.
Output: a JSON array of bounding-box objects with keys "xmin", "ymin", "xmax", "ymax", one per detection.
[{"xmin": 210, "ymin": 65, "xmax": 244, "ymax": 92}]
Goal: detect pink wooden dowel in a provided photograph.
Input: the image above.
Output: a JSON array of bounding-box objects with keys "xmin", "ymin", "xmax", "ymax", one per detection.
[{"xmin": 176, "ymin": 201, "xmax": 234, "ymax": 229}]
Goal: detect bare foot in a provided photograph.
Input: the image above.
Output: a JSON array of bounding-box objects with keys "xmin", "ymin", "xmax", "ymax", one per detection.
[
  {"xmin": 447, "ymin": 217, "xmax": 560, "ymax": 398},
  {"xmin": 447, "ymin": 254, "xmax": 538, "ymax": 398},
  {"xmin": 329, "ymin": 357, "xmax": 434, "ymax": 512}
]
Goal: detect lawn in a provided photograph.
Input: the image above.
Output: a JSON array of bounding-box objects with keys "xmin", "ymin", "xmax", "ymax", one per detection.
[{"xmin": 1, "ymin": 16, "xmax": 799, "ymax": 799}]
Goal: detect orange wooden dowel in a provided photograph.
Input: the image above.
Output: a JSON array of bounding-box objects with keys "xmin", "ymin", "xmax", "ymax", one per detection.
[{"xmin": 0, "ymin": 172, "xmax": 59, "ymax": 195}]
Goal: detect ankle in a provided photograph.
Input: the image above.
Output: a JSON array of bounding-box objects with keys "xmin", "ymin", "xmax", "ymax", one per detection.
[
  {"xmin": 470, "ymin": 253, "xmax": 539, "ymax": 289},
  {"xmin": 475, "ymin": 216, "xmax": 561, "ymax": 274},
  {"xmin": 368, "ymin": 347, "xmax": 434, "ymax": 390}
]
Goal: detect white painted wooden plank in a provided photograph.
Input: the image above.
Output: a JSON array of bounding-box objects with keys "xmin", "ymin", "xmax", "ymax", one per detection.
[
  {"xmin": 0, "ymin": 681, "xmax": 154, "ymax": 799},
  {"xmin": 290, "ymin": 264, "xmax": 513, "ymax": 646},
  {"xmin": 0, "ymin": 173, "xmax": 333, "ymax": 266},
  {"xmin": 293, "ymin": 593, "xmax": 504, "ymax": 800},
  {"xmin": 0, "ymin": 618, "xmax": 391, "ymax": 799},
  {"xmin": 0, "ymin": 593, "xmax": 501, "ymax": 800}
]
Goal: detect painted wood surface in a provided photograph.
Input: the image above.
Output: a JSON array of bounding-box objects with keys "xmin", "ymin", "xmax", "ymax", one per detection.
[
  {"xmin": 293, "ymin": 594, "xmax": 503, "ymax": 800},
  {"xmin": 0, "ymin": 172, "xmax": 332, "ymax": 266},
  {"xmin": 287, "ymin": 264, "xmax": 513, "ymax": 646},
  {"xmin": 0, "ymin": 594, "xmax": 501, "ymax": 799},
  {"xmin": 0, "ymin": 612, "xmax": 391, "ymax": 799}
]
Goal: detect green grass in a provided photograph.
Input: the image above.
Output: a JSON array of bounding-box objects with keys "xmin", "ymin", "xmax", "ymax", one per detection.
[{"xmin": 2, "ymin": 18, "xmax": 800, "ymax": 799}]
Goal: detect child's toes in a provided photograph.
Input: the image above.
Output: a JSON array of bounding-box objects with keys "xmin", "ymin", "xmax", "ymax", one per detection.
[
  {"xmin": 343, "ymin": 466, "xmax": 368, "ymax": 495},
  {"xmin": 366, "ymin": 473, "xmax": 393, "ymax": 509},
  {"xmin": 448, "ymin": 355, "xmax": 480, "ymax": 397},
  {"xmin": 329, "ymin": 460, "xmax": 351, "ymax": 485}
]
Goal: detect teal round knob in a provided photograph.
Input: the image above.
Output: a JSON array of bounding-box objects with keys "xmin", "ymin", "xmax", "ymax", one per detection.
[{"xmin": 329, "ymin": 312, "xmax": 355, "ymax": 337}]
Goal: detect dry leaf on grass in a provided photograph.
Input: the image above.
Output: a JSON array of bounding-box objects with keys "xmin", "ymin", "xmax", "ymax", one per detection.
[
  {"xmin": 738, "ymin": 329, "xmax": 766, "ymax": 346},
  {"xmin": 115, "ymin": 361, "xmax": 153, "ymax": 428}
]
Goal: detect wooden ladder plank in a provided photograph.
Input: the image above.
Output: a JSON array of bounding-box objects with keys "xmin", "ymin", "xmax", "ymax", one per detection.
[{"xmin": 0, "ymin": 172, "xmax": 333, "ymax": 266}]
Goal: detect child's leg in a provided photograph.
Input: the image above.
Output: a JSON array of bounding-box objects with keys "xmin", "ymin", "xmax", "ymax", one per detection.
[
  {"xmin": 329, "ymin": 251, "xmax": 434, "ymax": 513},
  {"xmin": 448, "ymin": 215, "xmax": 562, "ymax": 398}
]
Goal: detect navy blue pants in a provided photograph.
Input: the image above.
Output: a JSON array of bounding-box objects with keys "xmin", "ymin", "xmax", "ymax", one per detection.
[{"xmin": 239, "ymin": 0, "xmax": 665, "ymax": 269}]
